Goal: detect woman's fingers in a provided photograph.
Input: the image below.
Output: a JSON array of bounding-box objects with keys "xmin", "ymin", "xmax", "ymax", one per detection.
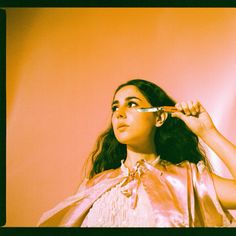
[
  {"xmin": 175, "ymin": 100, "xmax": 201, "ymax": 116},
  {"xmin": 181, "ymin": 102, "xmax": 190, "ymax": 115},
  {"xmin": 187, "ymin": 100, "xmax": 197, "ymax": 115}
]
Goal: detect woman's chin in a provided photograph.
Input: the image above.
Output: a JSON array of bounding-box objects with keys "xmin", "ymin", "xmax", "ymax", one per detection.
[
  {"xmin": 116, "ymin": 137, "xmax": 141, "ymax": 146},
  {"xmin": 116, "ymin": 137, "xmax": 133, "ymax": 145}
]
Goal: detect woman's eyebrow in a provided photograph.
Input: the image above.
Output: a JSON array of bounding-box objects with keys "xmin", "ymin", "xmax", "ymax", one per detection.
[{"xmin": 112, "ymin": 96, "xmax": 142, "ymax": 106}]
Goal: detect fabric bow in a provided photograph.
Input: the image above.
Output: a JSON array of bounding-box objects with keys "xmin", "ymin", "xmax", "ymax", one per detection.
[{"xmin": 120, "ymin": 159, "xmax": 147, "ymax": 209}]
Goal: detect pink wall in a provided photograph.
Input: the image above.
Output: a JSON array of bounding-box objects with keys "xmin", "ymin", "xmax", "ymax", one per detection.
[{"xmin": 6, "ymin": 8, "xmax": 236, "ymax": 226}]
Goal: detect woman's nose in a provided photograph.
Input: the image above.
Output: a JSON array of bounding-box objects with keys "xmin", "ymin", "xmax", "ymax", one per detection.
[{"xmin": 116, "ymin": 106, "xmax": 127, "ymax": 118}]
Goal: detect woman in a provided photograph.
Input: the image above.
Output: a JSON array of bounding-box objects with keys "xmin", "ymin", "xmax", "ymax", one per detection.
[{"xmin": 38, "ymin": 79, "xmax": 236, "ymax": 227}]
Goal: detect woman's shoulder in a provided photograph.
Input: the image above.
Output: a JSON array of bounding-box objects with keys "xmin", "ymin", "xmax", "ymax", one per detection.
[
  {"xmin": 153, "ymin": 159, "xmax": 209, "ymax": 188},
  {"xmin": 157, "ymin": 158, "xmax": 206, "ymax": 173}
]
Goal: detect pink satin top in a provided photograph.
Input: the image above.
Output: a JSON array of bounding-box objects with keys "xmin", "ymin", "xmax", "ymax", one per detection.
[
  {"xmin": 81, "ymin": 159, "xmax": 159, "ymax": 227},
  {"xmin": 37, "ymin": 158, "xmax": 234, "ymax": 227}
]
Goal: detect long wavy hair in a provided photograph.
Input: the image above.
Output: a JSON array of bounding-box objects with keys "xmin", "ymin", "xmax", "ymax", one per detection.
[{"xmin": 87, "ymin": 79, "xmax": 207, "ymax": 179}]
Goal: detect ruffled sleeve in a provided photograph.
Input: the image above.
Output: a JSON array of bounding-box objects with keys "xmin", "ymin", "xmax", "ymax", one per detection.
[
  {"xmin": 190, "ymin": 161, "xmax": 234, "ymax": 227},
  {"xmin": 37, "ymin": 168, "xmax": 125, "ymax": 227}
]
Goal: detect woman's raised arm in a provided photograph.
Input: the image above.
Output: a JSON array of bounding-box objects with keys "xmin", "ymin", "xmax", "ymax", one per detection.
[{"xmin": 172, "ymin": 101, "xmax": 236, "ymax": 209}]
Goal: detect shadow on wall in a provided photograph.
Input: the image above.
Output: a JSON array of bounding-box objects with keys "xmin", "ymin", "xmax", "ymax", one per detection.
[{"xmin": 7, "ymin": 9, "xmax": 40, "ymax": 118}]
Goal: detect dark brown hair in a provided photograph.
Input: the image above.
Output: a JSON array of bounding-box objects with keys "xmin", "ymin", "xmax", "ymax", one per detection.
[{"xmin": 88, "ymin": 79, "xmax": 206, "ymax": 178}]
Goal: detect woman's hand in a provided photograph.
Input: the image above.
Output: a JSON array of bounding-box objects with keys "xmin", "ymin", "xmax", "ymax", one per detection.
[
  {"xmin": 171, "ymin": 100, "xmax": 217, "ymax": 138},
  {"xmin": 172, "ymin": 101, "xmax": 236, "ymax": 210}
]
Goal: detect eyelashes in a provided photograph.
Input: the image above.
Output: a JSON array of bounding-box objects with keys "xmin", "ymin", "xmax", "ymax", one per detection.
[
  {"xmin": 111, "ymin": 101, "xmax": 138, "ymax": 112},
  {"xmin": 111, "ymin": 105, "xmax": 118, "ymax": 112},
  {"xmin": 128, "ymin": 101, "xmax": 138, "ymax": 107}
]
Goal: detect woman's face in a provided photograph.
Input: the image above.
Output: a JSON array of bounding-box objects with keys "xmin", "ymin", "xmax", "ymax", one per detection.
[{"xmin": 111, "ymin": 85, "xmax": 157, "ymax": 147}]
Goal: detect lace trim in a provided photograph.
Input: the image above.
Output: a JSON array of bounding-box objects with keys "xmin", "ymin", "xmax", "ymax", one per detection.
[{"xmin": 81, "ymin": 183, "xmax": 156, "ymax": 227}]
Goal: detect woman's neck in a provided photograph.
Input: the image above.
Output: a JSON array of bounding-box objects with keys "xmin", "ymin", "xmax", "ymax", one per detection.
[{"xmin": 124, "ymin": 145, "xmax": 158, "ymax": 170}]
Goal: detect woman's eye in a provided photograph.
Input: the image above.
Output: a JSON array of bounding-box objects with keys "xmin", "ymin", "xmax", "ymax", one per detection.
[
  {"xmin": 111, "ymin": 106, "xmax": 118, "ymax": 112},
  {"xmin": 128, "ymin": 101, "xmax": 138, "ymax": 108}
]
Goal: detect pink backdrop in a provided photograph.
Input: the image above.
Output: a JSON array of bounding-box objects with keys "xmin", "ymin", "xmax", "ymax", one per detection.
[{"xmin": 6, "ymin": 8, "xmax": 236, "ymax": 226}]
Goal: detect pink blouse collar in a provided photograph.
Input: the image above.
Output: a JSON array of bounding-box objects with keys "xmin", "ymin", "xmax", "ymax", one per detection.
[{"xmin": 119, "ymin": 156, "xmax": 161, "ymax": 209}]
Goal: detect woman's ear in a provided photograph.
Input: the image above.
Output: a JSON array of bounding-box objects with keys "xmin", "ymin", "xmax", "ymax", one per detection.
[{"xmin": 155, "ymin": 111, "xmax": 168, "ymax": 127}]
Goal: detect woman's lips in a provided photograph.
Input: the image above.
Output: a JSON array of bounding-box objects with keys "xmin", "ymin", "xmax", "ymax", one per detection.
[{"xmin": 117, "ymin": 124, "xmax": 129, "ymax": 130}]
